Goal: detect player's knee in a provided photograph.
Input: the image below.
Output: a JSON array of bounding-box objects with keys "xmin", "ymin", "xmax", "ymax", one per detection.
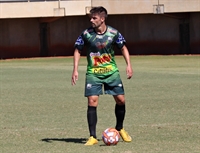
[
  {"xmin": 88, "ymin": 96, "xmax": 98, "ymax": 107},
  {"xmin": 116, "ymin": 100, "xmax": 125, "ymax": 105},
  {"xmin": 88, "ymin": 101, "xmax": 98, "ymax": 107},
  {"xmin": 114, "ymin": 95, "xmax": 125, "ymax": 105}
]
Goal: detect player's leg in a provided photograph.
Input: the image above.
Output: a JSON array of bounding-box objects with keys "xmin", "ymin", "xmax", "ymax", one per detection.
[
  {"xmin": 84, "ymin": 74, "xmax": 102, "ymax": 145},
  {"xmin": 85, "ymin": 96, "xmax": 99, "ymax": 145},
  {"xmin": 104, "ymin": 72, "xmax": 126, "ymax": 131},
  {"xmin": 113, "ymin": 94, "xmax": 125, "ymax": 131},
  {"xmin": 85, "ymin": 96, "xmax": 99, "ymax": 146},
  {"xmin": 113, "ymin": 95, "xmax": 132, "ymax": 142},
  {"xmin": 104, "ymin": 71, "xmax": 132, "ymax": 142},
  {"xmin": 87, "ymin": 95, "xmax": 98, "ymax": 139}
]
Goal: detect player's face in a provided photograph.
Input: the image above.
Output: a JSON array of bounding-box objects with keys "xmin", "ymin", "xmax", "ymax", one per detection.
[{"xmin": 90, "ymin": 13, "xmax": 104, "ymax": 28}]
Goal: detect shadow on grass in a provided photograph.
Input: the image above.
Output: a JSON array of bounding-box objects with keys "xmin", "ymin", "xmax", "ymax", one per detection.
[
  {"xmin": 41, "ymin": 138, "xmax": 87, "ymax": 144},
  {"xmin": 41, "ymin": 138, "xmax": 120, "ymax": 146}
]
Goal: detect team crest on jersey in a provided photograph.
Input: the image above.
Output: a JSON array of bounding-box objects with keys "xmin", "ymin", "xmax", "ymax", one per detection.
[
  {"xmin": 108, "ymin": 37, "xmax": 113, "ymax": 42},
  {"xmin": 95, "ymin": 42, "xmax": 107, "ymax": 49}
]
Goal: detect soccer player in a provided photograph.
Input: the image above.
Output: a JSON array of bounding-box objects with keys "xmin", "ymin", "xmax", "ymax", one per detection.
[{"xmin": 71, "ymin": 6, "xmax": 133, "ymax": 145}]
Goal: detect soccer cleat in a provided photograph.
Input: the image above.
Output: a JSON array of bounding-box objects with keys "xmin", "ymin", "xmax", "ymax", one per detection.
[
  {"xmin": 119, "ymin": 128, "xmax": 132, "ymax": 142},
  {"xmin": 84, "ymin": 136, "xmax": 98, "ymax": 146}
]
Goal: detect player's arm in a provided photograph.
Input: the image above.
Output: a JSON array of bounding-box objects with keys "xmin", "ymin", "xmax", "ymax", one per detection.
[
  {"xmin": 114, "ymin": 31, "xmax": 133, "ymax": 79},
  {"xmin": 121, "ymin": 45, "xmax": 133, "ymax": 79},
  {"xmin": 71, "ymin": 48, "xmax": 81, "ymax": 85},
  {"xmin": 72, "ymin": 34, "xmax": 84, "ymax": 85}
]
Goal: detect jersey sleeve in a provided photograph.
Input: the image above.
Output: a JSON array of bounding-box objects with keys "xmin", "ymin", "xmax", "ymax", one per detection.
[
  {"xmin": 115, "ymin": 32, "xmax": 126, "ymax": 49},
  {"xmin": 74, "ymin": 34, "xmax": 85, "ymax": 51}
]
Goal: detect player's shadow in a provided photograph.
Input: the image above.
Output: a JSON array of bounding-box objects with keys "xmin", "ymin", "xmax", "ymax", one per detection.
[{"xmin": 41, "ymin": 138, "xmax": 87, "ymax": 144}]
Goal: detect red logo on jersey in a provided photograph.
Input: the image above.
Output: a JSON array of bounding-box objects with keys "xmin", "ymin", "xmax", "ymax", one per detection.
[{"xmin": 93, "ymin": 53, "xmax": 111, "ymax": 66}]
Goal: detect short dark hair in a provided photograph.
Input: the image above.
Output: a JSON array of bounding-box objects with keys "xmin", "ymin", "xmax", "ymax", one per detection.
[{"xmin": 90, "ymin": 6, "xmax": 108, "ymax": 19}]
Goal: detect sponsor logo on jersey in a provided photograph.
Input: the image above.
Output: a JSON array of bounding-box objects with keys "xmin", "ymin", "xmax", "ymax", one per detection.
[
  {"xmin": 118, "ymin": 84, "xmax": 123, "ymax": 87},
  {"xmin": 90, "ymin": 52, "xmax": 100, "ymax": 57},
  {"xmin": 87, "ymin": 83, "xmax": 92, "ymax": 89},
  {"xmin": 75, "ymin": 36, "xmax": 84, "ymax": 45},
  {"xmin": 84, "ymin": 28, "xmax": 94, "ymax": 35},
  {"xmin": 92, "ymin": 65, "xmax": 113, "ymax": 74},
  {"xmin": 96, "ymin": 35, "xmax": 103, "ymax": 39},
  {"xmin": 116, "ymin": 33, "xmax": 125, "ymax": 44},
  {"xmin": 90, "ymin": 53, "xmax": 111, "ymax": 66},
  {"xmin": 107, "ymin": 27, "xmax": 117, "ymax": 34}
]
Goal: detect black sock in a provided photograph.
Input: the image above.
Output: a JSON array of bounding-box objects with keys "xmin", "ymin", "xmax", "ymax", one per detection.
[
  {"xmin": 87, "ymin": 106, "xmax": 97, "ymax": 138},
  {"xmin": 115, "ymin": 104, "xmax": 126, "ymax": 131}
]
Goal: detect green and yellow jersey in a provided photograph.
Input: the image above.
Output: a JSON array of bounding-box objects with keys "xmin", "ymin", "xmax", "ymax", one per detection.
[{"xmin": 75, "ymin": 26, "xmax": 126, "ymax": 78}]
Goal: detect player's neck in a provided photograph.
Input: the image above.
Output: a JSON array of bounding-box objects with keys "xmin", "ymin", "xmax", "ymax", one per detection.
[{"xmin": 95, "ymin": 24, "xmax": 107, "ymax": 34}]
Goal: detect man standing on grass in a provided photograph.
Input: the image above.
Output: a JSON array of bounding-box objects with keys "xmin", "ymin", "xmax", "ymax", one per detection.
[{"xmin": 71, "ymin": 6, "xmax": 133, "ymax": 145}]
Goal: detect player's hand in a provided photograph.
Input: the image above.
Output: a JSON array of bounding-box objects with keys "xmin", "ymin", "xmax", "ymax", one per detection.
[
  {"xmin": 71, "ymin": 71, "xmax": 78, "ymax": 85},
  {"xmin": 126, "ymin": 65, "xmax": 133, "ymax": 79}
]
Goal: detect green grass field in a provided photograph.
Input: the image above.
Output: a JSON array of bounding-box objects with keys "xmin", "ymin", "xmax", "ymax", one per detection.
[{"xmin": 0, "ymin": 55, "xmax": 199, "ymax": 153}]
